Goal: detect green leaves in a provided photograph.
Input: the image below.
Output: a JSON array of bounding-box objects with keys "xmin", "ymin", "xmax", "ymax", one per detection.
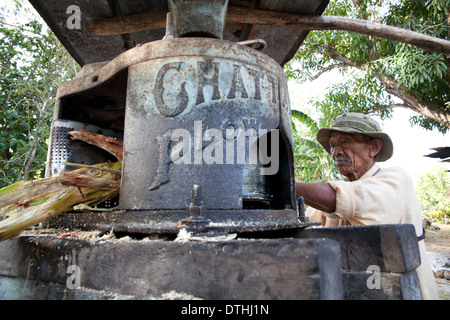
[
  {"xmin": 284, "ymin": 0, "xmax": 449, "ymax": 134},
  {"xmin": 291, "ymin": 110, "xmax": 340, "ymax": 183},
  {"xmin": 0, "ymin": 2, "xmax": 80, "ymax": 188},
  {"xmin": 415, "ymin": 166, "xmax": 450, "ymax": 221},
  {"xmin": 285, "ymin": 0, "xmax": 450, "ymax": 183},
  {"xmin": 387, "ymin": 44, "xmax": 448, "ymax": 90}
]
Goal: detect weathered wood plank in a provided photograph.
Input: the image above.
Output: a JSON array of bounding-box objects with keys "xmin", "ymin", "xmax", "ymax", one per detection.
[
  {"xmin": 294, "ymin": 224, "xmax": 421, "ymax": 273},
  {"xmin": 88, "ymin": 6, "xmax": 450, "ymax": 54},
  {"xmin": 342, "ymin": 271, "xmax": 422, "ymax": 300},
  {"xmin": 0, "ymin": 236, "xmax": 343, "ymax": 300}
]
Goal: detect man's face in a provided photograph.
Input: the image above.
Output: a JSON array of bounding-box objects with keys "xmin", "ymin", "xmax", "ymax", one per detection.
[{"xmin": 329, "ymin": 131, "xmax": 382, "ymax": 181}]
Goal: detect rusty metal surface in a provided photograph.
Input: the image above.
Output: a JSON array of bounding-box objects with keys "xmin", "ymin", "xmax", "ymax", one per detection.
[
  {"xmin": 168, "ymin": 0, "xmax": 229, "ymax": 39},
  {"xmin": 120, "ymin": 38, "xmax": 293, "ymax": 211},
  {"xmin": 28, "ymin": 0, "xmax": 329, "ymax": 66},
  {"xmin": 45, "ymin": 120, "xmax": 123, "ymax": 177},
  {"xmin": 46, "ymin": 209, "xmax": 313, "ymax": 235},
  {"xmin": 48, "ymin": 36, "xmax": 301, "ymax": 234}
]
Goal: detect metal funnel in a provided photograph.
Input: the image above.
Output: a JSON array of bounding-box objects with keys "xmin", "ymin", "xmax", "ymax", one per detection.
[{"xmin": 168, "ymin": 0, "xmax": 229, "ymax": 39}]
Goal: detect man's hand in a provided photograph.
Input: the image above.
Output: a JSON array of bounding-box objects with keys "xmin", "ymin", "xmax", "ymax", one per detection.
[{"xmin": 295, "ymin": 182, "xmax": 337, "ymax": 213}]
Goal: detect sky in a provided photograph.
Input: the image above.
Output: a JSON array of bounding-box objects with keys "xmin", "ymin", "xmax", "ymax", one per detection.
[{"xmin": 381, "ymin": 107, "xmax": 448, "ymax": 179}]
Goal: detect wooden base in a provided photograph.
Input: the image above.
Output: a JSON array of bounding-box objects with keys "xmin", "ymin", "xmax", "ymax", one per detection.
[{"xmin": 0, "ymin": 224, "xmax": 423, "ymax": 300}]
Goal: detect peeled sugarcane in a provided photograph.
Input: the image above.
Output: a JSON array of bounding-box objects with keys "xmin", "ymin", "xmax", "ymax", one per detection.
[{"xmin": 0, "ymin": 130, "xmax": 123, "ymax": 242}]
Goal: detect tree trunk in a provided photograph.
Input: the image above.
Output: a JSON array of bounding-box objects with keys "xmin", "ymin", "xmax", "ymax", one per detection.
[
  {"xmin": 378, "ymin": 75, "xmax": 450, "ymax": 128},
  {"xmin": 305, "ymin": 44, "xmax": 450, "ymax": 129},
  {"xmin": 22, "ymin": 99, "xmax": 48, "ymax": 181}
]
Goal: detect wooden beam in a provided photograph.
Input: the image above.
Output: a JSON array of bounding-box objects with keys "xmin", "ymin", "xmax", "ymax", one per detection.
[
  {"xmin": 4, "ymin": 237, "xmax": 344, "ymax": 299},
  {"xmin": 88, "ymin": 6, "xmax": 450, "ymax": 54},
  {"xmin": 88, "ymin": 11, "xmax": 167, "ymax": 37},
  {"xmin": 226, "ymin": 6, "xmax": 450, "ymax": 54}
]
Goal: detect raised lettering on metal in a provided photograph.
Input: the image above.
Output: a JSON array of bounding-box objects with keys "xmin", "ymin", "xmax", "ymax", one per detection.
[{"xmin": 152, "ymin": 62, "xmax": 189, "ymax": 117}]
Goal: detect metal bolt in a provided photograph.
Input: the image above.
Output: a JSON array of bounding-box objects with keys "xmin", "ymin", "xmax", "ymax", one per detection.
[
  {"xmin": 191, "ymin": 184, "xmax": 200, "ymax": 206},
  {"xmin": 182, "ymin": 184, "xmax": 209, "ymax": 227}
]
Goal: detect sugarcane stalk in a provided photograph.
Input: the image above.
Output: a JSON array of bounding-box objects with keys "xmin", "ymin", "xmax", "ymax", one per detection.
[
  {"xmin": 0, "ymin": 162, "xmax": 120, "ymax": 209},
  {"xmin": 59, "ymin": 172, "xmax": 121, "ymax": 190},
  {"xmin": 69, "ymin": 129, "xmax": 123, "ymax": 163},
  {"xmin": 0, "ymin": 162, "xmax": 121, "ymax": 241},
  {"xmin": 0, "ymin": 177, "xmax": 59, "ymax": 208},
  {"xmin": 63, "ymin": 162, "xmax": 121, "ymax": 174},
  {"xmin": 0, "ymin": 129, "xmax": 124, "ymax": 242},
  {"xmin": 0, "ymin": 185, "xmax": 120, "ymax": 241}
]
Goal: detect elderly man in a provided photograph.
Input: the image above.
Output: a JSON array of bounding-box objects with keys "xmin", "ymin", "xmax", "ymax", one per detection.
[{"xmin": 295, "ymin": 112, "xmax": 438, "ymax": 300}]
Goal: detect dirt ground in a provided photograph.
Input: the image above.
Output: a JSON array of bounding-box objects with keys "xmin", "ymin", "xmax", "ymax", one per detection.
[{"xmin": 424, "ymin": 223, "xmax": 450, "ymax": 300}]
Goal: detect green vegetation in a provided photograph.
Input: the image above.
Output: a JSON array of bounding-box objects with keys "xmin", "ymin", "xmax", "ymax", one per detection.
[
  {"xmin": 285, "ymin": 0, "xmax": 449, "ymax": 132},
  {"xmin": 415, "ymin": 166, "xmax": 450, "ymax": 223},
  {"xmin": 0, "ymin": 1, "xmax": 80, "ymax": 188}
]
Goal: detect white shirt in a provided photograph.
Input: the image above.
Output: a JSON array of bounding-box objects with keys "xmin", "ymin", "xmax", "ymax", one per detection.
[{"xmin": 306, "ymin": 164, "xmax": 439, "ymax": 299}]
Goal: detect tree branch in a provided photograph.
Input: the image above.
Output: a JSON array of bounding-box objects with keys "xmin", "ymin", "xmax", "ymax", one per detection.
[
  {"xmin": 225, "ymin": 7, "xmax": 450, "ymax": 54},
  {"xmin": 304, "ymin": 44, "xmax": 365, "ymax": 68},
  {"xmin": 297, "ymin": 43, "xmax": 450, "ymax": 128},
  {"xmin": 294, "ymin": 63, "xmax": 344, "ymax": 81},
  {"xmin": 88, "ymin": 6, "xmax": 450, "ymax": 54},
  {"xmin": 378, "ymin": 75, "xmax": 450, "ymax": 128},
  {"xmin": 366, "ymin": 103, "xmax": 405, "ymax": 113},
  {"xmin": 22, "ymin": 98, "xmax": 50, "ymax": 181}
]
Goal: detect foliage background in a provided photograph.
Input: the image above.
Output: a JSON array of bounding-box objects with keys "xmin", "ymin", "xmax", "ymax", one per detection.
[
  {"xmin": 0, "ymin": 1, "xmax": 79, "ymax": 188},
  {"xmin": 286, "ymin": 0, "xmax": 449, "ymax": 187},
  {"xmin": 415, "ymin": 167, "xmax": 450, "ymax": 222},
  {"xmin": 286, "ymin": 0, "xmax": 449, "ymax": 132}
]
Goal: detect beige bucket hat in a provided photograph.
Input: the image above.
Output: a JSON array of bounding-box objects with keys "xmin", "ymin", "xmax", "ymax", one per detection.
[{"xmin": 316, "ymin": 113, "xmax": 394, "ymax": 162}]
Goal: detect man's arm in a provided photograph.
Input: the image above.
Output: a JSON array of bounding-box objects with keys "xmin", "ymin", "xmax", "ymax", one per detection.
[{"xmin": 295, "ymin": 182, "xmax": 337, "ymax": 213}]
